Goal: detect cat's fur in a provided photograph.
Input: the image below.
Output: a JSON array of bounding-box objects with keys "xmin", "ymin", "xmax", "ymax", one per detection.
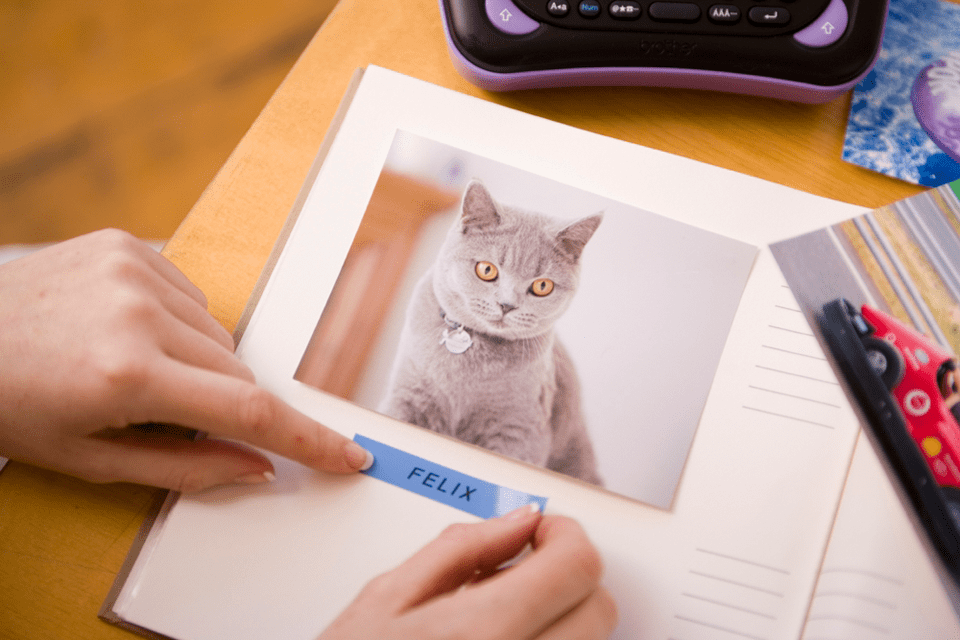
[{"xmin": 380, "ymin": 180, "xmax": 603, "ymax": 485}]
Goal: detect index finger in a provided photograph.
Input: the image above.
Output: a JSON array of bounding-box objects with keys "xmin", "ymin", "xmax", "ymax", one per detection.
[{"xmin": 139, "ymin": 359, "xmax": 373, "ymax": 473}]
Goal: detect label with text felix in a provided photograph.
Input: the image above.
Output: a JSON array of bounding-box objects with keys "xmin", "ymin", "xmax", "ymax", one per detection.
[{"xmin": 354, "ymin": 435, "xmax": 547, "ymax": 518}]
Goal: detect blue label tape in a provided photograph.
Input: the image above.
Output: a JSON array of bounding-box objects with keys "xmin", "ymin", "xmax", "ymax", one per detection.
[{"xmin": 354, "ymin": 434, "xmax": 547, "ymax": 519}]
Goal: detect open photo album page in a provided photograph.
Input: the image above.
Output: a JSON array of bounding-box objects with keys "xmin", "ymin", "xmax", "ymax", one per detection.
[{"xmin": 293, "ymin": 130, "xmax": 757, "ymax": 509}]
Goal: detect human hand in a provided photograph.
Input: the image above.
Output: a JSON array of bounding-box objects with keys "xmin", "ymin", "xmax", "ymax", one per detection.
[
  {"xmin": 0, "ymin": 229, "xmax": 372, "ymax": 492},
  {"xmin": 319, "ymin": 507, "xmax": 618, "ymax": 640}
]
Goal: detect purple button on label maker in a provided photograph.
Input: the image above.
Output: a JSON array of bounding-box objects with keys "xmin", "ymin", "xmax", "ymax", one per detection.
[
  {"xmin": 793, "ymin": 0, "xmax": 848, "ymax": 48},
  {"xmin": 485, "ymin": 0, "xmax": 539, "ymax": 35}
]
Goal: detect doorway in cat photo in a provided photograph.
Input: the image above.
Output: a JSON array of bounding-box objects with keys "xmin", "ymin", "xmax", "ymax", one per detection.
[{"xmin": 295, "ymin": 131, "xmax": 756, "ymax": 509}]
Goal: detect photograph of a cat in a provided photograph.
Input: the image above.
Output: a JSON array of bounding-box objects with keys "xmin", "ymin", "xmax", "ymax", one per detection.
[{"xmin": 380, "ymin": 180, "xmax": 604, "ymax": 485}]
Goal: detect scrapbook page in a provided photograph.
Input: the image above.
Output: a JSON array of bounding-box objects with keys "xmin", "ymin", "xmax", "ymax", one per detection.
[
  {"xmin": 772, "ymin": 181, "xmax": 960, "ymax": 635},
  {"xmin": 292, "ymin": 129, "xmax": 756, "ymax": 509},
  {"xmin": 105, "ymin": 67, "xmax": 889, "ymax": 640}
]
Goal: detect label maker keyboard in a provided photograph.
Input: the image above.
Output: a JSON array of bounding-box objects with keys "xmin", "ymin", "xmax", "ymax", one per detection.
[{"xmin": 439, "ymin": 0, "xmax": 888, "ymax": 102}]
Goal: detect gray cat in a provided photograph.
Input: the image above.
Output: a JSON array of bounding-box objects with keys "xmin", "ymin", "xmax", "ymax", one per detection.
[{"xmin": 380, "ymin": 180, "xmax": 604, "ymax": 486}]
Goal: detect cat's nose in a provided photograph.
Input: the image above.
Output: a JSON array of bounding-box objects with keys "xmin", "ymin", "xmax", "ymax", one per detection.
[{"xmin": 498, "ymin": 301, "xmax": 517, "ymax": 314}]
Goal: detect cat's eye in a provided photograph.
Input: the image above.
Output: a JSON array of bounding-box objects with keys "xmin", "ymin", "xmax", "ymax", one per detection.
[
  {"xmin": 530, "ymin": 278, "xmax": 554, "ymax": 296},
  {"xmin": 475, "ymin": 261, "xmax": 498, "ymax": 281}
]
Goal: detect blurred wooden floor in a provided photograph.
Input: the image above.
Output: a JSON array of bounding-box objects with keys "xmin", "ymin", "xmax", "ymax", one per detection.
[{"xmin": 0, "ymin": 0, "xmax": 339, "ymax": 245}]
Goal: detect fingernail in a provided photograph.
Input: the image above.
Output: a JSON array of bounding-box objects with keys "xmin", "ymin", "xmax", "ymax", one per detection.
[
  {"xmin": 234, "ymin": 471, "xmax": 276, "ymax": 485},
  {"xmin": 505, "ymin": 503, "xmax": 542, "ymax": 520},
  {"xmin": 344, "ymin": 441, "xmax": 374, "ymax": 471}
]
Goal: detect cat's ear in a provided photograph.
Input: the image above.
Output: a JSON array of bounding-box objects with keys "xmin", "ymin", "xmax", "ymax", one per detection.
[
  {"xmin": 556, "ymin": 213, "xmax": 603, "ymax": 262},
  {"xmin": 459, "ymin": 180, "xmax": 501, "ymax": 232}
]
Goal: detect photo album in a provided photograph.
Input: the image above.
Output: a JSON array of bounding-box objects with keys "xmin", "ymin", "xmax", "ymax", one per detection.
[
  {"xmin": 771, "ymin": 179, "xmax": 960, "ymax": 622},
  {"xmin": 102, "ymin": 66, "xmax": 960, "ymax": 640}
]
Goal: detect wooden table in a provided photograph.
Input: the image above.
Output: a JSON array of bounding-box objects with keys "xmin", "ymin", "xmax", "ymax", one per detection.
[{"xmin": 0, "ymin": 0, "xmax": 924, "ymax": 638}]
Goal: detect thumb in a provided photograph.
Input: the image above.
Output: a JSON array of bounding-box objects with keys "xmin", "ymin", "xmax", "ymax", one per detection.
[
  {"xmin": 369, "ymin": 504, "xmax": 543, "ymax": 611},
  {"xmin": 73, "ymin": 430, "xmax": 276, "ymax": 492}
]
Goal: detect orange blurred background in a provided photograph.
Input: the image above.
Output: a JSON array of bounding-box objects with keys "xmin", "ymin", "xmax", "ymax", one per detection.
[{"xmin": 0, "ymin": 0, "xmax": 339, "ymax": 245}]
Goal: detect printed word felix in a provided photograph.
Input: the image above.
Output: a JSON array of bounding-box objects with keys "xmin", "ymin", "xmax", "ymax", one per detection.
[{"xmin": 407, "ymin": 467, "xmax": 476, "ymax": 501}]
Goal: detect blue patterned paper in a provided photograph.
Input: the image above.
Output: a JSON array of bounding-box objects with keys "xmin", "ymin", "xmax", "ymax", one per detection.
[{"xmin": 843, "ymin": 0, "xmax": 960, "ymax": 186}]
